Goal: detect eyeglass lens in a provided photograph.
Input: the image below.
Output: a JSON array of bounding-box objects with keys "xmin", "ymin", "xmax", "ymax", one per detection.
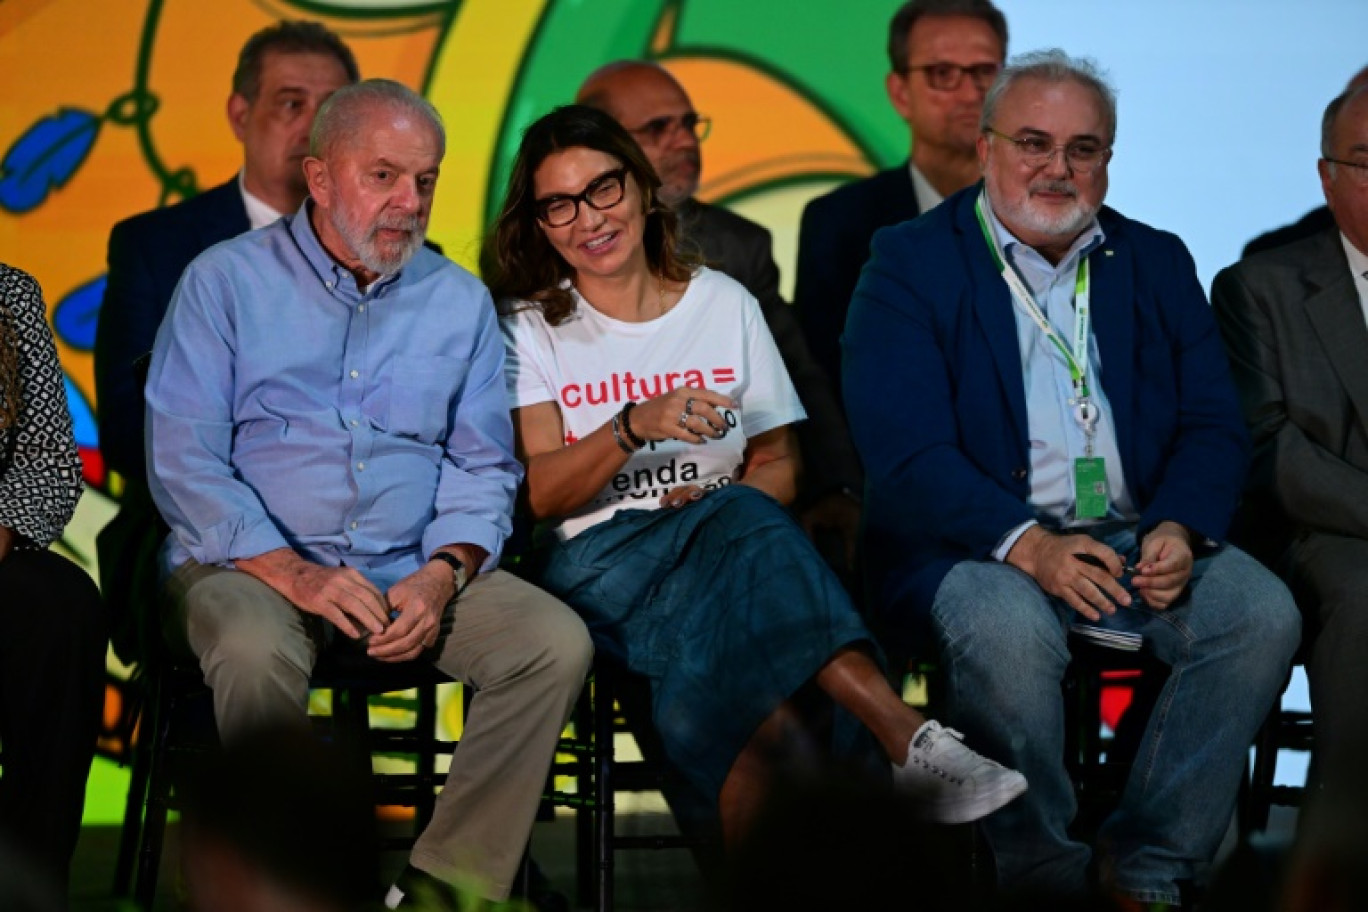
[
  {"xmin": 538, "ymin": 170, "xmax": 627, "ymax": 226},
  {"xmin": 635, "ymin": 112, "xmax": 711, "ymax": 143},
  {"xmin": 916, "ymin": 62, "xmax": 1000, "ymax": 91}
]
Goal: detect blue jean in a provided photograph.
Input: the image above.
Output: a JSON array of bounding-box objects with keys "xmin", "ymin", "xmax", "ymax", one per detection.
[{"xmin": 930, "ymin": 527, "xmax": 1299, "ymax": 904}]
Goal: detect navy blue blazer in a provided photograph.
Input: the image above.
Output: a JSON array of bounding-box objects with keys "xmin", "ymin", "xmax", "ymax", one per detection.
[
  {"xmin": 96, "ymin": 178, "xmax": 249, "ymax": 480},
  {"xmin": 842, "ymin": 185, "xmax": 1250, "ymax": 626},
  {"xmin": 794, "ymin": 164, "xmax": 921, "ymax": 405}
]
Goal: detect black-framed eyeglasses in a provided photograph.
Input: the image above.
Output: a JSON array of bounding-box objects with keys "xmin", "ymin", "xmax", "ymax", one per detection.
[
  {"xmin": 534, "ymin": 167, "xmax": 629, "ymax": 227},
  {"xmin": 905, "ymin": 61, "xmax": 1001, "ymax": 92},
  {"xmin": 984, "ymin": 127, "xmax": 1112, "ymax": 174},
  {"xmin": 627, "ymin": 111, "xmax": 712, "ymax": 145},
  {"xmin": 1324, "ymin": 156, "xmax": 1368, "ymax": 187}
]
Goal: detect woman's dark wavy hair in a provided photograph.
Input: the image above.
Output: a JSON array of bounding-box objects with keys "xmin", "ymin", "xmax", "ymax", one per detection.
[{"xmin": 484, "ymin": 104, "xmax": 698, "ymax": 326}]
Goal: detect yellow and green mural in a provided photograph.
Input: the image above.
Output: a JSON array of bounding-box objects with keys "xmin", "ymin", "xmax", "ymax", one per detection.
[
  {"xmin": 0, "ymin": 0, "xmax": 906, "ymax": 569},
  {"xmin": 5, "ymin": 0, "xmax": 1366, "ymax": 826},
  {"xmin": 0, "ymin": 0, "xmax": 905, "ymax": 820}
]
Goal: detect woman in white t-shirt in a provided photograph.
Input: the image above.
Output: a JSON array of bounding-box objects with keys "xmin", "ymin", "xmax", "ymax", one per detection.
[{"xmin": 486, "ymin": 105, "xmax": 1025, "ymax": 844}]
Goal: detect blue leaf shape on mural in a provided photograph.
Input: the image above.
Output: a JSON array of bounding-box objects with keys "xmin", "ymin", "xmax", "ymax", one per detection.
[
  {"xmin": 64, "ymin": 375, "xmax": 98, "ymax": 450},
  {"xmin": 52, "ymin": 275, "xmax": 105, "ymax": 352},
  {"xmin": 0, "ymin": 108, "xmax": 101, "ymax": 214}
]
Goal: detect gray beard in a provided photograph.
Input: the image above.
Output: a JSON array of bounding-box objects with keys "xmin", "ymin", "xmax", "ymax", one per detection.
[
  {"xmin": 330, "ymin": 205, "xmax": 425, "ymax": 276},
  {"xmin": 990, "ymin": 180, "xmax": 1100, "ymax": 247}
]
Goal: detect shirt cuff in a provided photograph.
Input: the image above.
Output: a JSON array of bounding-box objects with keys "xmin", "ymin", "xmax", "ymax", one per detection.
[
  {"xmin": 422, "ymin": 515, "xmax": 506, "ymax": 573},
  {"xmin": 992, "ymin": 519, "xmax": 1039, "ymax": 562},
  {"xmin": 213, "ymin": 514, "xmax": 291, "ymax": 566}
]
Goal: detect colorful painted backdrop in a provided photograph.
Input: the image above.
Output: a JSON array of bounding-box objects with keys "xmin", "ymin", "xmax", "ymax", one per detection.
[
  {"xmin": 3, "ymin": 0, "xmax": 1364, "ymax": 816},
  {"xmin": 0, "ymin": 0, "xmax": 916, "ymax": 576}
]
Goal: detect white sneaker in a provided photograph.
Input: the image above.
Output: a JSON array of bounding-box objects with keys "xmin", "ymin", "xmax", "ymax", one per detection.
[{"xmin": 893, "ymin": 720, "xmax": 1028, "ymax": 824}]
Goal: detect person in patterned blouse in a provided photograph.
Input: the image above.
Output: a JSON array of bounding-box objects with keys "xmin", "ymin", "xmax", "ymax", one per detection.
[{"xmin": 0, "ymin": 264, "xmax": 106, "ymax": 904}]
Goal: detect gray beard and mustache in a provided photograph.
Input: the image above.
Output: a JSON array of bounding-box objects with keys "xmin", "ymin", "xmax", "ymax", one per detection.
[
  {"xmin": 995, "ymin": 179, "xmax": 1100, "ymax": 242},
  {"xmin": 328, "ymin": 199, "xmax": 426, "ymax": 276},
  {"xmin": 656, "ymin": 147, "xmax": 701, "ymax": 208}
]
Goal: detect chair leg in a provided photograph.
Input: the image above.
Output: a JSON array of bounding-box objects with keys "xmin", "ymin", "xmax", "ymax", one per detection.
[
  {"xmin": 593, "ymin": 669, "xmax": 616, "ymax": 912},
  {"xmin": 333, "ymin": 687, "xmax": 376, "ymax": 780},
  {"xmin": 133, "ymin": 668, "xmax": 174, "ymax": 909},
  {"xmin": 415, "ymin": 683, "xmax": 438, "ymax": 830},
  {"xmin": 574, "ymin": 683, "xmax": 594, "ymax": 909},
  {"xmin": 1241, "ymin": 704, "xmax": 1280, "ymax": 836},
  {"xmin": 113, "ymin": 691, "xmax": 153, "ymax": 897}
]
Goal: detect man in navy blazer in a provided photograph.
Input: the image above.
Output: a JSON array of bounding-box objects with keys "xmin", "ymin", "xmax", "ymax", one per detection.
[
  {"xmin": 844, "ymin": 51, "xmax": 1299, "ymax": 907},
  {"xmin": 93, "ymin": 21, "xmax": 357, "ymax": 664},
  {"xmin": 795, "ymin": 0, "xmax": 1007, "ymax": 403}
]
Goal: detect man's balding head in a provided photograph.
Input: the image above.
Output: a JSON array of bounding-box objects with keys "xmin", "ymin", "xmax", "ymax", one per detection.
[
  {"xmin": 1320, "ymin": 85, "xmax": 1368, "ymax": 257},
  {"xmin": 1348, "ymin": 64, "xmax": 1368, "ymax": 93},
  {"xmin": 577, "ymin": 61, "xmax": 704, "ymax": 206}
]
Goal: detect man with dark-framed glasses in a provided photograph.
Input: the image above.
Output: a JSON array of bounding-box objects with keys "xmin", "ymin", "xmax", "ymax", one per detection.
[
  {"xmin": 844, "ymin": 49, "xmax": 1299, "ymax": 908},
  {"xmin": 795, "ymin": 0, "xmax": 1008, "ymax": 407},
  {"xmin": 1214, "ymin": 85, "xmax": 1368, "ymax": 799},
  {"xmin": 577, "ymin": 60, "xmax": 865, "ymax": 584}
]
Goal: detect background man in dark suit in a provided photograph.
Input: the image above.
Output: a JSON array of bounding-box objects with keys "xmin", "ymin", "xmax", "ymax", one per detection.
[
  {"xmin": 1242, "ymin": 64, "xmax": 1368, "ymax": 258},
  {"xmin": 1214, "ymin": 85, "xmax": 1368, "ymax": 792},
  {"xmin": 577, "ymin": 60, "xmax": 864, "ymax": 571},
  {"xmin": 92, "ymin": 21, "xmax": 357, "ymax": 665},
  {"xmin": 96, "ymin": 20, "xmax": 358, "ymax": 481},
  {"xmin": 844, "ymin": 50, "xmax": 1298, "ymax": 907},
  {"xmin": 794, "ymin": 0, "xmax": 1007, "ymax": 401}
]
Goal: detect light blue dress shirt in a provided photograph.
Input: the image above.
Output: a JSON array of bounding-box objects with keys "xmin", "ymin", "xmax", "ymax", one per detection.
[
  {"xmin": 983, "ymin": 200, "xmax": 1138, "ymax": 560},
  {"xmin": 146, "ymin": 203, "xmax": 521, "ymax": 590}
]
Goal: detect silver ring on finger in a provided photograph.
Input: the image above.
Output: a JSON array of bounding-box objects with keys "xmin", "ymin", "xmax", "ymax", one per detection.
[
  {"xmin": 678, "ymin": 410, "xmax": 691, "ymax": 428},
  {"xmin": 684, "ymin": 397, "xmax": 696, "ymax": 415}
]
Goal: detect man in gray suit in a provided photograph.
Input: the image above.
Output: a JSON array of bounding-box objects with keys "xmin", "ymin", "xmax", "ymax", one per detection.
[
  {"xmin": 1213, "ymin": 84, "xmax": 1368, "ymax": 789},
  {"xmin": 577, "ymin": 61, "xmax": 863, "ymax": 574}
]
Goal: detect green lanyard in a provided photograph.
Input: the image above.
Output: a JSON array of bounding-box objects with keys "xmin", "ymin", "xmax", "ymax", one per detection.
[{"xmin": 974, "ymin": 191, "xmax": 1099, "ymax": 452}]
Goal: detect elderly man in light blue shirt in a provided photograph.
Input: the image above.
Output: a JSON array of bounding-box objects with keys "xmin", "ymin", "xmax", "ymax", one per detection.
[{"xmin": 146, "ymin": 79, "xmax": 591, "ymax": 908}]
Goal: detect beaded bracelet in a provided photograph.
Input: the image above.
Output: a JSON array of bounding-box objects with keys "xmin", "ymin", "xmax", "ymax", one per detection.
[{"xmin": 620, "ymin": 400, "xmax": 647, "ymax": 449}]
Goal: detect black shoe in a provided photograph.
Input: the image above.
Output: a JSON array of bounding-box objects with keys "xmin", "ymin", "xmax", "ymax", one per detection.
[
  {"xmin": 513, "ymin": 856, "xmax": 569, "ymax": 912},
  {"xmin": 385, "ymin": 864, "xmax": 462, "ymax": 911}
]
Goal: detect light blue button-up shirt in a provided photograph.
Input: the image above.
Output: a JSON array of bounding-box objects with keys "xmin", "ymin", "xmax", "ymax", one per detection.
[
  {"xmin": 146, "ymin": 203, "xmax": 520, "ymax": 590},
  {"xmin": 983, "ymin": 199, "xmax": 1138, "ymax": 560}
]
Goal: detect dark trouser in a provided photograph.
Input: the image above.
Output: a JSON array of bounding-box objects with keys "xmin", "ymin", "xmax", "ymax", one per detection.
[
  {"xmin": 1287, "ymin": 531, "xmax": 1368, "ymax": 792},
  {"xmin": 0, "ymin": 549, "xmax": 107, "ymax": 896}
]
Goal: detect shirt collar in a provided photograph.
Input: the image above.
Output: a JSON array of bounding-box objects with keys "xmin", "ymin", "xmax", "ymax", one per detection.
[
  {"xmin": 238, "ymin": 171, "xmax": 286, "ymax": 230},
  {"xmin": 981, "ymin": 191, "xmax": 1105, "ymax": 276},
  {"xmin": 1340, "ymin": 230, "xmax": 1368, "ymax": 283},
  {"xmin": 287, "ymin": 200, "xmax": 404, "ymax": 296},
  {"xmin": 908, "ymin": 163, "xmax": 945, "ymax": 212}
]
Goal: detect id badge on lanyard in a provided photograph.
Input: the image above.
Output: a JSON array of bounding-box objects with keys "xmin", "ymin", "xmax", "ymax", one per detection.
[{"xmin": 974, "ymin": 192, "xmax": 1108, "ymax": 519}]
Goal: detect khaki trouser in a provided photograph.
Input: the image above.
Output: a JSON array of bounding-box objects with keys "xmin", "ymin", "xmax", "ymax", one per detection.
[{"xmin": 164, "ymin": 560, "xmax": 593, "ymax": 900}]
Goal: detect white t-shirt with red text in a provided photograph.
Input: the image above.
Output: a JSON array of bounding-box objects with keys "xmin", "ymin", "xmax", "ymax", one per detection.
[{"xmin": 501, "ymin": 267, "xmax": 805, "ymax": 540}]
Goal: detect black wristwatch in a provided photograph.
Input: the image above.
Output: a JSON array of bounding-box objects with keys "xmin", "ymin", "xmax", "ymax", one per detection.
[{"xmin": 429, "ymin": 551, "xmax": 470, "ymax": 596}]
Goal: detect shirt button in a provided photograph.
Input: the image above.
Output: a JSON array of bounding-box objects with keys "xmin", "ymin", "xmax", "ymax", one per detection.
[
  {"xmin": 358, "ymin": 304, "xmax": 365, "ymax": 313},
  {"xmin": 350, "ymin": 521, "xmax": 358, "ymax": 530},
  {"xmin": 357, "ymin": 461, "xmax": 366, "ymax": 471},
  {"xmin": 350, "ymin": 418, "xmax": 359, "ymax": 427},
  {"xmin": 1011, "ymin": 467, "xmax": 1028, "ymax": 481},
  {"xmin": 349, "ymin": 369, "xmax": 359, "ymax": 379},
  {"xmin": 325, "ymin": 281, "xmax": 333, "ymax": 288}
]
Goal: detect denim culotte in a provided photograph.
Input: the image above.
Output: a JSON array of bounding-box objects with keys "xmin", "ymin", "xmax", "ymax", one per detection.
[{"xmin": 540, "ymin": 484, "xmax": 874, "ymax": 805}]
